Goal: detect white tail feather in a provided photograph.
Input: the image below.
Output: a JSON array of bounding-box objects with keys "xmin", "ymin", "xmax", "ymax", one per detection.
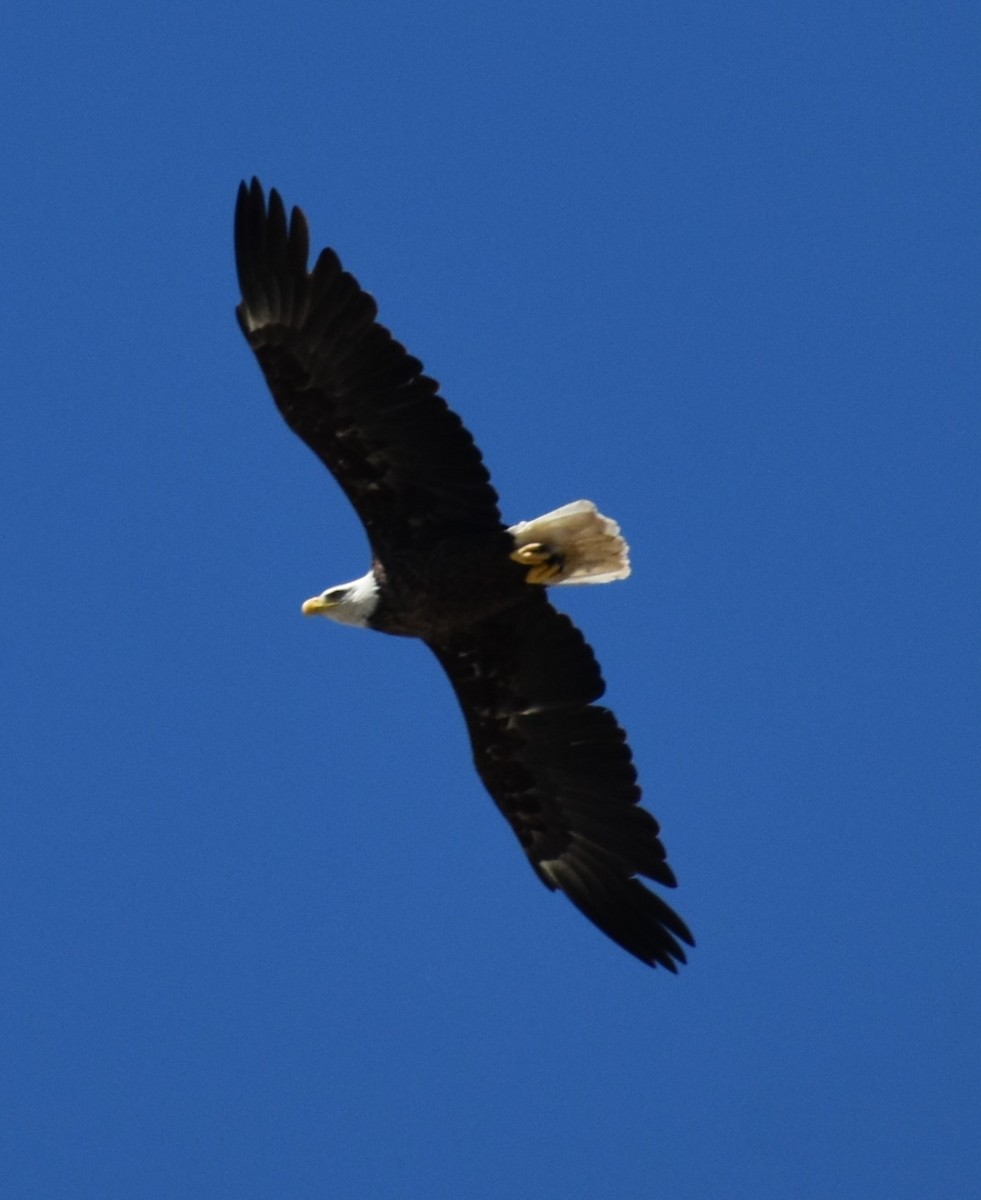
[{"xmin": 508, "ymin": 500, "xmax": 631, "ymax": 585}]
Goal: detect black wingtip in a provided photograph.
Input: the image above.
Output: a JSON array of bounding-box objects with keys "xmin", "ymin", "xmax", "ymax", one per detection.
[
  {"xmin": 234, "ymin": 177, "xmax": 267, "ymax": 300},
  {"xmin": 234, "ymin": 179, "xmax": 313, "ymax": 324},
  {"xmin": 544, "ymin": 853, "xmax": 694, "ymax": 970}
]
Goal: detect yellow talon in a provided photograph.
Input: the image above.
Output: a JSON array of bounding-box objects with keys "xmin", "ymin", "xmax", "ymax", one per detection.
[
  {"xmin": 510, "ymin": 542, "xmax": 551, "ymax": 567},
  {"xmin": 525, "ymin": 561, "xmax": 563, "ymax": 585},
  {"xmin": 511, "ymin": 541, "xmax": 564, "ymax": 584}
]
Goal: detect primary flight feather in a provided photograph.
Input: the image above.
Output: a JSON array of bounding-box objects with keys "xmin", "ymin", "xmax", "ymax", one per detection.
[{"xmin": 235, "ymin": 178, "xmax": 693, "ymax": 970}]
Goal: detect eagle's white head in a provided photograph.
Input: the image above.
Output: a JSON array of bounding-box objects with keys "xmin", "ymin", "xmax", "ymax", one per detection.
[{"xmin": 301, "ymin": 569, "xmax": 379, "ymax": 628}]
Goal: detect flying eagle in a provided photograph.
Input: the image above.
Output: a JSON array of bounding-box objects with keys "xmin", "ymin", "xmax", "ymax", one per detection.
[{"xmin": 234, "ymin": 179, "xmax": 693, "ymax": 970}]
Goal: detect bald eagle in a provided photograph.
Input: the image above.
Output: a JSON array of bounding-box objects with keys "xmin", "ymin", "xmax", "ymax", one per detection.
[{"xmin": 235, "ymin": 179, "xmax": 693, "ymax": 970}]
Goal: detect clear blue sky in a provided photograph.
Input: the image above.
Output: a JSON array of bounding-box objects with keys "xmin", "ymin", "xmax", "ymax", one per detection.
[{"xmin": 3, "ymin": 3, "xmax": 978, "ymax": 1197}]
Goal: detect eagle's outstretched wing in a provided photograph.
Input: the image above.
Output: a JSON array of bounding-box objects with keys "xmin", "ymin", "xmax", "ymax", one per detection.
[
  {"xmin": 428, "ymin": 592, "xmax": 693, "ymax": 970},
  {"xmin": 235, "ymin": 179, "xmax": 505, "ymax": 560}
]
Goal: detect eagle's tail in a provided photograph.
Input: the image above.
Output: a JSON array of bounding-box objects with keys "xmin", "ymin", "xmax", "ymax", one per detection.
[{"xmin": 508, "ymin": 500, "xmax": 631, "ymax": 586}]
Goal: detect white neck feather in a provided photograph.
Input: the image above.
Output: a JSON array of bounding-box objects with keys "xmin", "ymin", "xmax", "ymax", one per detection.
[{"xmin": 334, "ymin": 570, "xmax": 379, "ymax": 627}]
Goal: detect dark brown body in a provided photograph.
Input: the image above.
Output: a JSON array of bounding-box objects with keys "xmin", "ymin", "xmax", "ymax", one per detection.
[{"xmin": 369, "ymin": 531, "xmax": 527, "ymax": 640}]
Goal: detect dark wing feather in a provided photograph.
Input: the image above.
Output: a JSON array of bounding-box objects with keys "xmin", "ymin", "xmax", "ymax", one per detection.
[
  {"xmin": 234, "ymin": 178, "xmax": 505, "ymax": 559},
  {"xmin": 428, "ymin": 593, "xmax": 694, "ymax": 970}
]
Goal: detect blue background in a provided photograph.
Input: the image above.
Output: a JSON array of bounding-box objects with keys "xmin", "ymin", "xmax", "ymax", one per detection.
[{"xmin": 3, "ymin": 3, "xmax": 978, "ymax": 1197}]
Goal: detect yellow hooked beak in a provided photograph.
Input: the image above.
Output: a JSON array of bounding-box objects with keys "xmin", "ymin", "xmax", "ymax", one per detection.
[{"xmin": 301, "ymin": 594, "xmax": 333, "ymax": 616}]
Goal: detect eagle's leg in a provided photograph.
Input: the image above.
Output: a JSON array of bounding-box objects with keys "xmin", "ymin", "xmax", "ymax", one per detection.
[{"xmin": 510, "ymin": 541, "xmax": 565, "ymax": 585}]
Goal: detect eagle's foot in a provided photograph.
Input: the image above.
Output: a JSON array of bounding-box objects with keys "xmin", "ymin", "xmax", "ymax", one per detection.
[{"xmin": 510, "ymin": 542, "xmax": 564, "ymax": 585}]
